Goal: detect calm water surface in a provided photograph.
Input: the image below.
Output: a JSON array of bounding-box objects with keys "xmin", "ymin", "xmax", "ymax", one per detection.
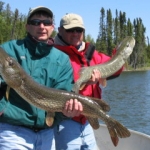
[{"xmin": 101, "ymin": 70, "xmax": 150, "ymax": 135}]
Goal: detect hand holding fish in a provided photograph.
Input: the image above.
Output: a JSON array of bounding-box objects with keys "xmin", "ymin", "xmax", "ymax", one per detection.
[
  {"xmin": 62, "ymin": 99, "xmax": 83, "ymax": 117},
  {"xmin": 80, "ymin": 69, "xmax": 107, "ymax": 90}
]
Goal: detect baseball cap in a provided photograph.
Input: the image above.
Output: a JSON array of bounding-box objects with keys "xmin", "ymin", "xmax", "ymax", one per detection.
[
  {"xmin": 60, "ymin": 13, "xmax": 85, "ymax": 29},
  {"xmin": 27, "ymin": 6, "xmax": 53, "ymax": 20}
]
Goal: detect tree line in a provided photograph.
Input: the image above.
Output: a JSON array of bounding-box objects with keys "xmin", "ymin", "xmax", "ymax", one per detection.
[
  {"xmin": 93, "ymin": 7, "xmax": 150, "ymax": 70},
  {"xmin": 0, "ymin": 1, "xmax": 150, "ymax": 69}
]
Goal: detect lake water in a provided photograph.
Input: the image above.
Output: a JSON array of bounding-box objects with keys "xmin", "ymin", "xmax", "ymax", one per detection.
[{"xmin": 100, "ymin": 70, "xmax": 150, "ymax": 135}]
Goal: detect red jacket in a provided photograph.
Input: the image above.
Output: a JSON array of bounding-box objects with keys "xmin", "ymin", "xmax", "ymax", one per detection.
[{"xmin": 54, "ymin": 42, "xmax": 123, "ymax": 124}]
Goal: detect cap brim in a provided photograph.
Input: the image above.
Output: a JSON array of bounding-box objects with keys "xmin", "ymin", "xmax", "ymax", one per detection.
[{"xmin": 63, "ymin": 24, "xmax": 85, "ymax": 29}]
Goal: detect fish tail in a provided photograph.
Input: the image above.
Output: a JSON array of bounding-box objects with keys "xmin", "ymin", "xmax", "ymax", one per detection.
[
  {"xmin": 113, "ymin": 120, "xmax": 131, "ymax": 138},
  {"xmin": 107, "ymin": 119, "xmax": 131, "ymax": 146},
  {"xmin": 107, "ymin": 127, "xmax": 119, "ymax": 146}
]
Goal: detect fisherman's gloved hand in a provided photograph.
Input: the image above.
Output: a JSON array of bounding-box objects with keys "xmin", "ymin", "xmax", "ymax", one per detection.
[{"xmin": 62, "ymin": 99, "xmax": 83, "ymax": 118}]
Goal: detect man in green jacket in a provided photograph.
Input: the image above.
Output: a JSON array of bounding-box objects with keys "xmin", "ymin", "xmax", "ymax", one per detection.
[{"xmin": 0, "ymin": 6, "xmax": 82, "ymax": 150}]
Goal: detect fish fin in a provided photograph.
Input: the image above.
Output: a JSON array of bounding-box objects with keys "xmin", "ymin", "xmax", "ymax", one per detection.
[
  {"xmin": 114, "ymin": 120, "xmax": 131, "ymax": 138},
  {"xmin": 107, "ymin": 126, "xmax": 119, "ymax": 146},
  {"xmin": 87, "ymin": 117, "xmax": 100, "ymax": 129},
  {"xmin": 46, "ymin": 112, "xmax": 55, "ymax": 127},
  {"xmin": 87, "ymin": 96, "xmax": 110, "ymax": 112},
  {"xmin": 79, "ymin": 83, "xmax": 86, "ymax": 90},
  {"xmin": 106, "ymin": 119, "xmax": 131, "ymax": 146},
  {"xmin": 124, "ymin": 61, "xmax": 128, "ymax": 70},
  {"xmin": 6, "ymin": 86, "xmax": 10, "ymax": 100},
  {"xmin": 72, "ymin": 67, "xmax": 89, "ymax": 94}
]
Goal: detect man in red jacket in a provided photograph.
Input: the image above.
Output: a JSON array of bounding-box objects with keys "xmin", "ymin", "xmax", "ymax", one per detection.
[{"xmin": 54, "ymin": 13, "xmax": 123, "ymax": 150}]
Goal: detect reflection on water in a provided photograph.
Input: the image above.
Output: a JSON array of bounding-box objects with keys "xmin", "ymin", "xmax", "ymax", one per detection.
[{"xmin": 101, "ymin": 70, "xmax": 150, "ymax": 135}]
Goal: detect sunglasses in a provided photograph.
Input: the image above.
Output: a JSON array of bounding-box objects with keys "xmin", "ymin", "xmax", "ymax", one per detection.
[
  {"xmin": 65, "ymin": 28, "xmax": 84, "ymax": 33},
  {"xmin": 27, "ymin": 19, "xmax": 52, "ymax": 26}
]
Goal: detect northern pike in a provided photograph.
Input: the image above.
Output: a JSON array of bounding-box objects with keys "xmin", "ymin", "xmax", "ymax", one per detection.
[
  {"xmin": 72, "ymin": 36, "xmax": 135, "ymax": 93},
  {"xmin": 0, "ymin": 47, "xmax": 130, "ymax": 146}
]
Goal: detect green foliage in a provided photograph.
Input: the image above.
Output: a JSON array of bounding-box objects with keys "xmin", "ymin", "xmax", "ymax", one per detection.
[
  {"xmin": 51, "ymin": 30, "xmax": 57, "ymax": 38},
  {"xmin": 96, "ymin": 7, "xmax": 149, "ymax": 69},
  {"xmin": 0, "ymin": 1, "xmax": 57, "ymax": 43},
  {"xmin": 0, "ymin": 1, "xmax": 149, "ymax": 69},
  {"xmin": 84, "ymin": 34, "xmax": 95, "ymax": 44},
  {"xmin": 0, "ymin": 2, "xmax": 27, "ymax": 43}
]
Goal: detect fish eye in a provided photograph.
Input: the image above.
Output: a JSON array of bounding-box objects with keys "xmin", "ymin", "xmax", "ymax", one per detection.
[
  {"xmin": 126, "ymin": 42, "xmax": 129, "ymax": 47},
  {"xmin": 8, "ymin": 59, "xmax": 14, "ymax": 66}
]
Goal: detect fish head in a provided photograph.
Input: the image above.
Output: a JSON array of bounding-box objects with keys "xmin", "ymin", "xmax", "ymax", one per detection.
[
  {"xmin": 116, "ymin": 36, "xmax": 135, "ymax": 60},
  {"xmin": 0, "ymin": 47, "xmax": 23, "ymax": 88}
]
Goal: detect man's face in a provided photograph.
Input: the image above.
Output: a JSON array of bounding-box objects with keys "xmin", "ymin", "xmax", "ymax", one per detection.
[
  {"xmin": 26, "ymin": 14, "xmax": 54, "ymax": 42},
  {"xmin": 59, "ymin": 27, "xmax": 84, "ymax": 47}
]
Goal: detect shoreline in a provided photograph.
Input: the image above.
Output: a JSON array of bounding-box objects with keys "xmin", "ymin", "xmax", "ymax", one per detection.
[{"xmin": 123, "ymin": 68, "xmax": 150, "ymax": 72}]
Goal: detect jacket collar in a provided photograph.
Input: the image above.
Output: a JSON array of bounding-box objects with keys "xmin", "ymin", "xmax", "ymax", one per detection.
[
  {"xmin": 25, "ymin": 34, "xmax": 54, "ymax": 57},
  {"xmin": 54, "ymin": 34, "xmax": 85, "ymax": 52}
]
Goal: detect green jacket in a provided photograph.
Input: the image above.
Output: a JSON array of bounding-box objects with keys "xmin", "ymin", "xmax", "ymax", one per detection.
[{"xmin": 0, "ymin": 35, "xmax": 73, "ymax": 128}]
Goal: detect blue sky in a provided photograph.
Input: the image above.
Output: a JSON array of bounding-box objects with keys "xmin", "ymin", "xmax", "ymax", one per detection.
[{"xmin": 3, "ymin": 0, "xmax": 150, "ymax": 42}]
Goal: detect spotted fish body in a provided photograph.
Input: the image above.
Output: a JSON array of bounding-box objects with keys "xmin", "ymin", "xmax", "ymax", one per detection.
[
  {"xmin": 72, "ymin": 36, "xmax": 135, "ymax": 94},
  {"xmin": 0, "ymin": 47, "xmax": 130, "ymax": 146}
]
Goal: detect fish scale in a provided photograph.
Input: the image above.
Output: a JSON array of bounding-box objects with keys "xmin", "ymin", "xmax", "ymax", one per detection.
[{"xmin": 0, "ymin": 46, "xmax": 131, "ymax": 147}]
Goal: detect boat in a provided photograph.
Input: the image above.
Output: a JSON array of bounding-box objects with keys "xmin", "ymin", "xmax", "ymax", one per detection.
[{"xmin": 94, "ymin": 124, "xmax": 150, "ymax": 150}]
